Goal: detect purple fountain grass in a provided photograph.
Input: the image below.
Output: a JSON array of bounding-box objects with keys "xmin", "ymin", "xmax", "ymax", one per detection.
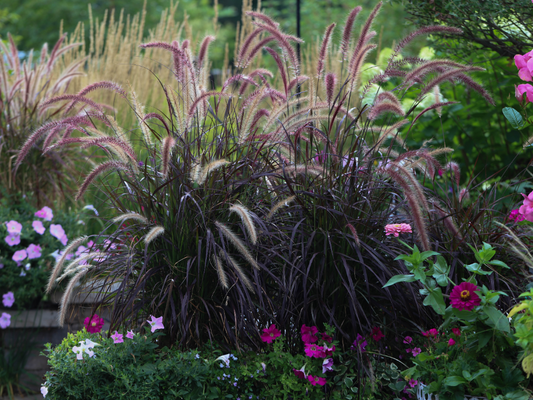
[
  {"xmin": 64, "ymin": 81, "xmax": 127, "ymax": 114},
  {"xmin": 454, "ymin": 73, "xmax": 495, "ymax": 106},
  {"xmin": 317, "ymin": 23, "xmax": 336, "ymax": 78},
  {"xmin": 392, "ymin": 26, "xmax": 462, "ymax": 60},
  {"xmin": 143, "ymin": 113, "xmax": 171, "ymax": 136},
  {"xmin": 76, "ymin": 161, "xmax": 132, "ymax": 200},
  {"xmin": 420, "ymin": 67, "xmax": 483, "ymax": 97},
  {"xmin": 221, "ymin": 74, "xmax": 258, "ymax": 92},
  {"xmin": 340, "ymin": 6, "xmax": 362, "ymax": 61},
  {"xmin": 245, "ymin": 11, "xmax": 279, "ymax": 28},
  {"xmin": 161, "ymin": 136, "xmax": 176, "ymax": 179},
  {"xmin": 325, "ymin": 73, "xmax": 337, "ymax": 106},
  {"xmin": 264, "ymin": 47, "xmax": 288, "ymax": 96},
  {"xmin": 240, "ymin": 36, "xmax": 276, "ymax": 69},
  {"xmin": 287, "ymin": 76, "xmax": 309, "ymax": 92},
  {"xmin": 197, "ymin": 35, "xmax": 216, "ymax": 70},
  {"xmin": 367, "ymin": 101, "xmax": 405, "ymax": 120},
  {"xmin": 39, "ymin": 94, "xmax": 104, "ymax": 116},
  {"xmin": 403, "ymin": 60, "xmax": 470, "ymax": 84},
  {"xmin": 349, "ymin": 2, "xmax": 382, "ymax": 76},
  {"xmin": 346, "ymin": 223, "xmax": 360, "ymax": 247},
  {"xmin": 445, "ymin": 161, "xmax": 461, "ymax": 187},
  {"xmin": 236, "ymin": 29, "xmax": 264, "ymax": 68},
  {"xmin": 409, "ymin": 102, "xmax": 459, "ymax": 127}
]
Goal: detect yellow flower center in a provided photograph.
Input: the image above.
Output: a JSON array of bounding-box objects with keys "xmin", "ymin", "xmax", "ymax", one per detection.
[
  {"xmin": 460, "ymin": 290, "xmax": 470, "ymax": 300},
  {"xmin": 92, "ymin": 322, "xmax": 96, "ymax": 326}
]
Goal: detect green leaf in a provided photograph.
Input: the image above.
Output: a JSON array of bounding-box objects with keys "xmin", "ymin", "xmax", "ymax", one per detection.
[
  {"xmin": 344, "ymin": 377, "xmax": 353, "ymax": 387},
  {"xmin": 443, "ymin": 376, "xmax": 468, "ymax": 386},
  {"xmin": 483, "ymin": 306, "xmax": 510, "ymax": 333},
  {"xmin": 423, "ymin": 288, "xmax": 446, "ymax": 315},
  {"xmin": 383, "ymin": 274, "xmax": 417, "ymax": 288},
  {"xmin": 487, "ymin": 260, "xmax": 510, "ymax": 269},
  {"xmin": 502, "ymin": 107, "xmax": 524, "ymax": 129}
]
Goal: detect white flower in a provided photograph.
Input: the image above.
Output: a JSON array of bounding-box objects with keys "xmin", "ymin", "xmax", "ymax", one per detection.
[
  {"xmin": 83, "ymin": 205, "xmax": 99, "ymax": 216},
  {"xmin": 41, "ymin": 385, "xmax": 48, "ymax": 397},
  {"xmin": 72, "ymin": 340, "xmax": 99, "ymax": 360},
  {"xmin": 216, "ymin": 354, "xmax": 231, "ymax": 367},
  {"xmin": 82, "ymin": 339, "xmax": 99, "ymax": 349}
]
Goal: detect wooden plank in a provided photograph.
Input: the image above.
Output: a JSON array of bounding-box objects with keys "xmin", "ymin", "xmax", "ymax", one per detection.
[{"xmin": 0, "ymin": 309, "xmax": 61, "ymax": 328}]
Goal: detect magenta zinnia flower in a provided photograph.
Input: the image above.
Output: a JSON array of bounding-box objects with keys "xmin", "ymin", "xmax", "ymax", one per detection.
[
  {"xmin": 261, "ymin": 324, "xmax": 281, "ymax": 343},
  {"xmin": 384, "ymin": 223, "xmax": 412, "ymax": 237},
  {"xmin": 304, "ymin": 342, "xmax": 326, "ymax": 358},
  {"xmin": 450, "ymin": 282, "xmax": 481, "ymax": 311},
  {"xmin": 301, "ymin": 324, "xmax": 318, "ymax": 343},
  {"xmin": 84, "ymin": 314, "xmax": 104, "ymax": 333}
]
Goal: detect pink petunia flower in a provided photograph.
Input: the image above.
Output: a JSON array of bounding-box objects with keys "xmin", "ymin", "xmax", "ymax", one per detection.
[
  {"xmin": 50, "ymin": 224, "xmax": 65, "ymax": 241},
  {"xmin": 422, "ymin": 328, "xmax": 439, "ymax": 338},
  {"xmin": 126, "ymin": 330, "xmax": 134, "ymax": 339},
  {"xmin": 384, "ymin": 223, "xmax": 412, "ymax": 237},
  {"xmin": 322, "ymin": 358, "xmax": 334, "ymax": 373},
  {"xmin": 452, "ymin": 328, "xmax": 461, "ymax": 336},
  {"xmin": 6, "ymin": 220, "xmax": 22, "ymax": 235},
  {"xmin": 147, "ymin": 315, "xmax": 164, "ymax": 332},
  {"xmin": 60, "ymin": 234, "xmax": 68, "ymax": 246},
  {"xmin": 2, "ymin": 292, "xmax": 15, "ymax": 307},
  {"xmin": 304, "ymin": 342, "xmax": 326, "ymax": 358},
  {"xmin": 5, "ymin": 234, "xmax": 20, "ymax": 246},
  {"xmin": 293, "ymin": 365, "xmax": 307, "ymax": 379},
  {"xmin": 111, "ymin": 331, "xmax": 124, "ymax": 343},
  {"xmin": 0, "ymin": 313, "xmax": 11, "ymax": 329},
  {"xmin": 411, "ymin": 347, "xmax": 422, "ymax": 357},
  {"xmin": 515, "ymin": 84, "xmax": 533, "ymax": 104},
  {"xmin": 371, "ymin": 326, "xmax": 384, "ymax": 341},
  {"xmin": 27, "ymin": 244, "xmax": 42, "ymax": 260},
  {"xmin": 448, "ymin": 338, "xmax": 456, "ymax": 346},
  {"xmin": 12, "ymin": 249, "xmax": 27, "ymax": 264},
  {"xmin": 518, "ymin": 191, "xmax": 533, "ymax": 222},
  {"xmin": 450, "ymin": 282, "xmax": 481, "ymax": 311},
  {"xmin": 32, "ymin": 220, "xmax": 46, "ymax": 234},
  {"xmin": 75, "ymin": 245, "xmax": 87, "ymax": 257},
  {"xmin": 509, "ymin": 209, "xmax": 526, "ymax": 222},
  {"xmin": 84, "ymin": 314, "xmax": 104, "ymax": 333},
  {"xmin": 403, "ymin": 336, "xmax": 413, "ymax": 344},
  {"xmin": 324, "ymin": 343, "xmax": 335, "ymax": 356},
  {"xmin": 408, "ymin": 379, "xmax": 418, "ymax": 388},
  {"xmin": 307, "ymin": 375, "xmax": 327, "ymax": 386},
  {"xmin": 301, "ymin": 324, "xmax": 319, "ymax": 343},
  {"xmin": 35, "ymin": 206, "xmax": 53, "ymax": 221},
  {"xmin": 261, "ymin": 324, "xmax": 281, "ymax": 344},
  {"xmin": 351, "ymin": 334, "xmax": 367, "ymax": 351}
]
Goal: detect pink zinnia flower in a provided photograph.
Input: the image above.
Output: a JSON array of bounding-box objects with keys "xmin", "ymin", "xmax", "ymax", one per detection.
[
  {"xmin": 35, "ymin": 206, "xmax": 53, "ymax": 221},
  {"xmin": 84, "ymin": 314, "xmax": 104, "ymax": 333},
  {"xmin": 5, "ymin": 234, "xmax": 20, "ymax": 246},
  {"xmin": 2, "ymin": 292, "xmax": 15, "ymax": 308},
  {"xmin": 452, "ymin": 328, "xmax": 461, "ymax": 336},
  {"xmin": 126, "ymin": 330, "xmax": 134, "ymax": 339},
  {"xmin": 6, "ymin": 220, "xmax": 22, "ymax": 235},
  {"xmin": 307, "ymin": 375, "xmax": 327, "ymax": 386},
  {"xmin": 304, "ymin": 342, "xmax": 326, "ymax": 358},
  {"xmin": 450, "ymin": 282, "xmax": 481, "ymax": 311},
  {"xmin": 32, "ymin": 220, "xmax": 46, "ymax": 234},
  {"xmin": 371, "ymin": 326, "xmax": 384, "ymax": 341},
  {"xmin": 411, "ymin": 347, "xmax": 422, "ymax": 357},
  {"xmin": 448, "ymin": 338, "xmax": 456, "ymax": 346},
  {"xmin": 12, "ymin": 249, "xmax": 27, "ymax": 264},
  {"xmin": 261, "ymin": 324, "xmax": 281, "ymax": 343},
  {"xmin": 301, "ymin": 324, "xmax": 319, "ymax": 343},
  {"xmin": 27, "ymin": 244, "xmax": 42, "ymax": 260},
  {"xmin": 403, "ymin": 336, "xmax": 413, "ymax": 344},
  {"xmin": 147, "ymin": 315, "xmax": 164, "ymax": 332},
  {"xmin": 384, "ymin": 223, "xmax": 412, "ymax": 237},
  {"xmin": 519, "ymin": 191, "xmax": 533, "ymax": 222},
  {"xmin": 0, "ymin": 313, "xmax": 11, "ymax": 329},
  {"xmin": 111, "ymin": 331, "xmax": 124, "ymax": 343}
]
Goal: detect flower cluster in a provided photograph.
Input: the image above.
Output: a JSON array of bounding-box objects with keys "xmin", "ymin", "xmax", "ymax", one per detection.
[{"xmin": 1, "ymin": 291, "xmax": 14, "ymax": 329}]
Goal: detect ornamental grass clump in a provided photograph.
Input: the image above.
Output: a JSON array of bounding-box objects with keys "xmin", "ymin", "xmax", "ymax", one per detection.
[{"xmin": 18, "ymin": 1, "xmax": 500, "ymax": 349}]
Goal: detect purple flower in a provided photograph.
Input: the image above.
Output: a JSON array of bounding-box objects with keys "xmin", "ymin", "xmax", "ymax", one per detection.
[
  {"xmin": 147, "ymin": 315, "xmax": 164, "ymax": 332},
  {"xmin": 12, "ymin": 249, "xmax": 27, "ymax": 264},
  {"xmin": 2, "ymin": 292, "xmax": 15, "ymax": 307},
  {"xmin": 6, "ymin": 220, "xmax": 22, "ymax": 235},
  {"xmin": 351, "ymin": 333, "xmax": 367, "ymax": 351},
  {"xmin": 403, "ymin": 336, "xmax": 413, "ymax": 344},
  {"xmin": 27, "ymin": 244, "xmax": 42, "ymax": 259},
  {"xmin": 111, "ymin": 331, "xmax": 124, "ymax": 344},
  {"xmin": 60, "ymin": 234, "xmax": 68, "ymax": 246},
  {"xmin": 50, "ymin": 224, "xmax": 66, "ymax": 242},
  {"xmin": 126, "ymin": 330, "xmax": 134, "ymax": 339},
  {"xmin": 32, "ymin": 220, "xmax": 45, "ymax": 235},
  {"xmin": 75, "ymin": 245, "xmax": 87, "ymax": 257},
  {"xmin": 5, "ymin": 234, "xmax": 20, "ymax": 246},
  {"xmin": 411, "ymin": 347, "xmax": 422, "ymax": 357},
  {"xmin": 0, "ymin": 313, "xmax": 11, "ymax": 329},
  {"xmin": 35, "ymin": 206, "xmax": 53, "ymax": 221},
  {"xmin": 322, "ymin": 358, "xmax": 334, "ymax": 373}
]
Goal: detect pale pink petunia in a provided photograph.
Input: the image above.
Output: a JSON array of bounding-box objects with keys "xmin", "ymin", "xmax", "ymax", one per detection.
[
  {"xmin": 111, "ymin": 331, "xmax": 124, "ymax": 343},
  {"xmin": 60, "ymin": 235, "xmax": 68, "ymax": 246},
  {"xmin": 49, "ymin": 224, "xmax": 65, "ymax": 241},
  {"xmin": 126, "ymin": 330, "xmax": 134, "ymax": 339},
  {"xmin": 384, "ymin": 223, "xmax": 412, "ymax": 237},
  {"xmin": 32, "ymin": 220, "xmax": 45, "ymax": 235},
  {"xmin": 5, "ymin": 234, "xmax": 20, "ymax": 246},
  {"xmin": 12, "ymin": 249, "xmax": 27, "ymax": 264},
  {"xmin": 6, "ymin": 220, "xmax": 22, "ymax": 235},
  {"xmin": 27, "ymin": 244, "xmax": 42, "ymax": 259},
  {"xmin": 0, "ymin": 312, "xmax": 11, "ymax": 329},
  {"xmin": 35, "ymin": 206, "xmax": 53, "ymax": 221},
  {"xmin": 147, "ymin": 315, "xmax": 164, "ymax": 332}
]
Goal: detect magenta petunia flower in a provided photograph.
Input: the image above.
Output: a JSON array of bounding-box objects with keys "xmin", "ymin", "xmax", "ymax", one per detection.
[
  {"xmin": 508, "ymin": 209, "xmax": 526, "ymax": 222},
  {"xmin": 26, "ymin": 244, "xmax": 42, "ymax": 260},
  {"xmin": 126, "ymin": 330, "xmax": 134, "ymax": 339},
  {"xmin": 322, "ymin": 358, "xmax": 334, "ymax": 373},
  {"xmin": 519, "ymin": 191, "xmax": 533, "ymax": 222},
  {"xmin": 304, "ymin": 342, "xmax": 326, "ymax": 358},
  {"xmin": 301, "ymin": 324, "xmax": 319, "ymax": 343},
  {"xmin": 408, "ymin": 379, "xmax": 418, "ymax": 388},
  {"xmin": 450, "ymin": 282, "xmax": 481, "ymax": 311},
  {"xmin": 411, "ymin": 347, "xmax": 422, "ymax": 357},
  {"xmin": 111, "ymin": 331, "xmax": 124, "ymax": 343},
  {"xmin": 351, "ymin": 333, "xmax": 367, "ymax": 351},
  {"xmin": 452, "ymin": 328, "xmax": 461, "ymax": 336},
  {"xmin": 84, "ymin": 314, "xmax": 104, "ymax": 333},
  {"xmin": 2, "ymin": 292, "xmax": 15, "ymax": 308},
  {"xmin": 293, "ymin": 365, "xmax": 307, "ymax": 379},
  {"xmin": 324, "ymin": 343, "xmax": 335, "ymax": 356},
  {"xmin": 260, "ymin": 324, "xmax": 281, "ymax": 344},
  {"xmin": 307, "ymin": 375, "xmax": 327, "ymax": 386},
  {"xmin": 422, "ymin": 328, "xmax": 439, "ymax": 338},
  {"xmin": 448, "ymin": 338, "xmax": 456, "ymax": 346},
  {"xmin": 35, "ymin": 206, "xmax": 53, "ymax": 221},
  {"xmin": 371, "ymin": 326, "xmax": 384, "ymax": 341},
  {"xmin": 384, "ymin": 223, "xmax": 412, "ymax": 237},
  {"xmin": 0, "ymin": 312, "xmax": 11, "ymax": 329},
  {"xmin": 147, "ymin": 315, "xmax": 164, "ymax": 332},
  {"xmin": 5, "ymin": 234, "xmax": 20, "ymax": 246},
  {"xmin": 6, "ymin": 220, "xmax": 22, "ymax": 235},
  {"xmin": 32, "ymin": 220, "xmax": 46, "ymax": 234},
  {"xmin": 403, "ymin": 336, "xmax": 413, "ymax": 344},
  {"xmin": 12, "ymin": 249, "xmax": 27, "ymax": 264}
]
